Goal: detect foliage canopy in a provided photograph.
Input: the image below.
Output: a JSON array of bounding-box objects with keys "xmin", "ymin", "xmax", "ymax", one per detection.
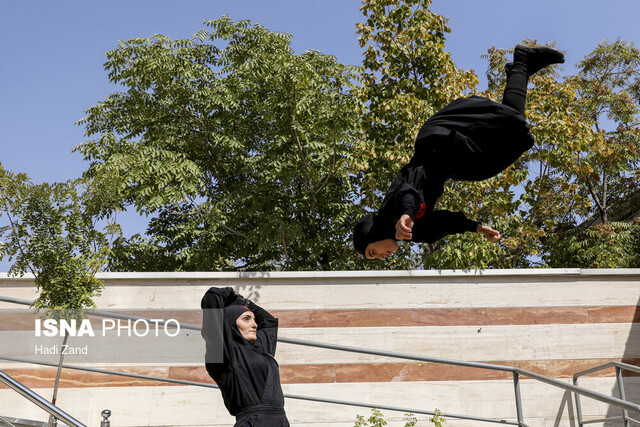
[
  {"xmin": 76, "ymin": 17, "xmax": 365, "ymax": 270},
  {"xmin": 2, "ymin": 2, "xmax": 639, "ymax": 287}
]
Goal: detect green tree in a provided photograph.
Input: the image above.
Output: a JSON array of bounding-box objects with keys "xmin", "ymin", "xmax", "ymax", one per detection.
[
  {"xmin": 74, "ymin": 9, "xmax": 639, "ymax": 272},
  {"xmin": 354, "ymin": 0, "xmax": 541, "ymax": 269},
  {"xmin": 354, "ymin": 0, "xmax": 477, "ymax": 202},
  {"xmin": 0, "ymin": 164, "xmax": 112, "ymax": 309},
  {"xmin": 476, "ymin": 40, "xmax": 640, "ymax": 268},
  {"xmin": 465, "ymin": 41, "xmax": 595, "ymax": 269},
  {"xmin": 77, "ymin": 17, "xmax": 364, "ymax": 271},
  {"xmin": 353, "ymin": 3, "xmax": 639, "ymax": 270},
  {"xmin": 571, "ymin": 39, "xmax": 640, "ymax": 225},
  {"xmin": 544, "ymin": 221, "xmax": 640, "ymax": 268},
  {"xmin": 352, "ymin": 0, "xmax": 478, "ymax": 268},
  {"xmin": 537, "ymin": 40, "xmax": 640, "ymax": 268}
]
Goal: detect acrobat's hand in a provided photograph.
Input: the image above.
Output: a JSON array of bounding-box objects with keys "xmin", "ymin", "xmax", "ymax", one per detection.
[
  {"xmin": 477, "ymin": 224, "xmax": 501, "ymax": 242},
  {"xmin": 395, "ymin": 214, "xmax": 414, "ymax": 240}
]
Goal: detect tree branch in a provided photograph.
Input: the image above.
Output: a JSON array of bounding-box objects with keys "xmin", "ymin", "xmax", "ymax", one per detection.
[
  {"xmin": 293, "ymin": 128, "xmax": 318, "ymax": 223},
  {"xmin": 585, "ymin": 176, "xmax": 605, "ymax": 219},
  {"xmin": 219, "ymin": 222, "xmax": 247, "ymax": 238},
  {"xmin": 316, "ymin": 101, "xmax": 341, "ymax": 194},
  {"xmin": 3, "ymin": 209, "xmax": 38, "ymax": 278}
]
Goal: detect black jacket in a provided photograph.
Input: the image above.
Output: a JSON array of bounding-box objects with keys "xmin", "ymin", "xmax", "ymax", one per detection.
[
  {"xmin": 201, "ymin": 287, "xmax": 287, "ymax": 425},
  {"xmin": 376, "ymin": 161, "xmax": 480, "ymax": 244},
  {"xmin": 415, "ymin": 95, "xmax": 534, "ymax": 181},
  {"xmin": 376, "ymin": 96, "xmax": 534, "ymax": 243}
]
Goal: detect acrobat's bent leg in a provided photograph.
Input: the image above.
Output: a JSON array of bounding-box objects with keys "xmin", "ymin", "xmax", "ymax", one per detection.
[
  {"xmin": 501, "ymin": 62, "xmax": 528, "ymax": 115},
  {"xmin": 501, "ymin": 45, "xmax": 565, "ymax": 115}
]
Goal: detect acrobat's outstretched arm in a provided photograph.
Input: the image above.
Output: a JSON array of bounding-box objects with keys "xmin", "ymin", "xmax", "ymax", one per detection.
[
  {"xmin": 396, "ymin": 210, "xmax": 501, "ymax": 244},
  {"xmin": 476, "ymin": 224, "xmax": 501, "ymax": 242}
]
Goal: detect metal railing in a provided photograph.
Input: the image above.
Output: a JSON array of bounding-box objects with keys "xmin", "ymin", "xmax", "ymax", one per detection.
[
  {"xmin": 1, "ymin": 354, "xmax": 515, "ymax": 426},
  {"xmin": 574, "ymin": 361, "xmax": 640, "ymax": 426},
  {"xmin": 1, "ymin": 295, "xmax": 640, "ymax": 426},
  {"xmin": 0, "ymin": 369, "xmax": 85, "ymax": 427},
  {"xmin": 0, "ymin": 415, "xmax": 18, "ymax": 427},
  {"xmin": 0, "ymin": 417, "xmax": 48, "ymax": 427}
]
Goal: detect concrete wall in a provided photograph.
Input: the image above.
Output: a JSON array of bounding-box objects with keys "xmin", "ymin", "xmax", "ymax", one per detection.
[{"xmin": 1, "ymin": 269, "xmax": 639, "ymax": 426}]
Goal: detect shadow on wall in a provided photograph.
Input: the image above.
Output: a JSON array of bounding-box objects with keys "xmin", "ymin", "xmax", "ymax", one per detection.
[
  {"xmin": 553, "ymin": 391, "xmax": 577, "ymax": 427},
  {"xmin": 543, "ymin": 277, "xmax": 640, "ymax": 426},
  {"xmin": 233, "ymin": 283, "xmax": 263, "ymax": 303},
  {"xmin": 601, "ymin": 292, "xmax": 640, "ymax": 426}
]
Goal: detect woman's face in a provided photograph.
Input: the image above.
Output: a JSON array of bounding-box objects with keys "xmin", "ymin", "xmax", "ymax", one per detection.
[
  {"xmin": 365, "ymin": 238, "xmax": 399, "ymax": 259},
  {"xmin": 236, "ymin": 311, "xmax": 258, "ymax": 342}
]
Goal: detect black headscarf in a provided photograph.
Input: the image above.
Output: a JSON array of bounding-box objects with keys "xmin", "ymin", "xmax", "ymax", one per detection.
[
  {"xmin": 224, "ymin": 304, "xmax": 267, "ymax": 355},
  {"xmin": 353, "ymin": 213, "xmax": 397, "ymax": 256},
  {"xmin": 224, "ymin": 304, "xmax": 251, "ymax": 325}
]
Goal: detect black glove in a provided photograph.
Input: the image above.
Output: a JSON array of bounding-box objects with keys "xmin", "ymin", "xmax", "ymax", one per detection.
[
  {"xmin": 227, "ymin": 288, "xmax": 254, "ymax": 307},
  {"xmin": 201, "ymin": 287, "xmax": 235, "ymax": 307}
]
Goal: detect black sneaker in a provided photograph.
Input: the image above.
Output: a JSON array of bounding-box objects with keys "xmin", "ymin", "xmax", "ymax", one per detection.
[{"xmin": 513, "ymin": 45, "xmax": 565, "ymax": 77}]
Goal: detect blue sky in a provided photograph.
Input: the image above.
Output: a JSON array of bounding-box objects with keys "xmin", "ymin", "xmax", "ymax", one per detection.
[{"xmin": 2, "ymin": 0, "xmax": 639, "ymax": 272}]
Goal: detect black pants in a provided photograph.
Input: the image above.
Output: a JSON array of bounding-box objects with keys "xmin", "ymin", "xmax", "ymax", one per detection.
[
  {"xmin": 502, "ymin": 67, "xmax": 528, "ymax": 115},
  {"xmin": 414, "ymin": 96, "xmax": 535, "ymax": 182},
  {"xmin": 234, "ymin": 406, "xmax": 289, "ymax": 427}
]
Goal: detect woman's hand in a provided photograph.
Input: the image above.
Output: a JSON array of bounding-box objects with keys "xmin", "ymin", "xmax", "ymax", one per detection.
[
  {"xmin": 476, "ymin": 224, "xmax": 501, "ymax": 242},
  {"xmin": 395, "ymin": 214, "xmax": 414, "ymax": 240},
  {"xmin": 221, "ymin": 287, "xmax": 242, "ymax": 306}
]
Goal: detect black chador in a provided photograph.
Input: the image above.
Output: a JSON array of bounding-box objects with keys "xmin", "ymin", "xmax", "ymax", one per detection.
[
  {"xmin": 353, "ymin": 45, "xmax": 565, "ymax": 259},
  {"xmin": 201, "ymin": 287, "xmax": 289, "ymax": 426}
]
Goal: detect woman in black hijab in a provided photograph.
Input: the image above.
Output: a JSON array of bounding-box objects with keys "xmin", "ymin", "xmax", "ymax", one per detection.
[
  {"xmin": 353, "ymin": 44, "xmax": 565, "ymax": 260},
  {"xmin": 201, "ymin": 286, "xmax": 289, "ymax": 426}
]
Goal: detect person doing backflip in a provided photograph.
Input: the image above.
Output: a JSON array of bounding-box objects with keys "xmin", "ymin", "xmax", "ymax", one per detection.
[{"xmin": 353, "ymin": 45, "xmax": 565, "ymax": 260}]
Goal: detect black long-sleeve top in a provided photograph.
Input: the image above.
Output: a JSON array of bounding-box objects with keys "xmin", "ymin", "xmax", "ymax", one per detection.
[
  {"xmin": 376, "ymin": 161, "xmax": 480, "ymax": 244},
  {"xmin": 374, "ymin": 95, "xmax": 536, "ymax": 244},
  {"xmin": 201, "ymin": 288, "xmax": 284, "ymax": 417}
]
